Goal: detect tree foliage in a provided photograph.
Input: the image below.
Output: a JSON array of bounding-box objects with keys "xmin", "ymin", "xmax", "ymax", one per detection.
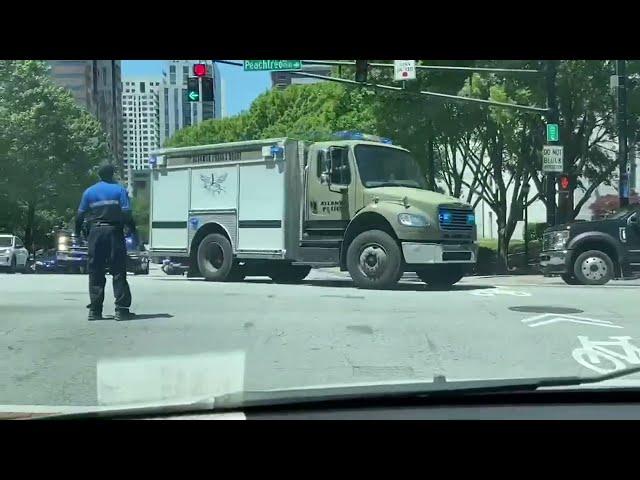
[
  {"xmin": 0, "ymin": 60, "xmax": 108, "ymax": 249},
  {"xmin": 165, "ymin": 82, "xmax": 377, "ymax": 147},
  {"xmin": 589, "ymin": 191, "xmax": 640, "ymax": 219}
]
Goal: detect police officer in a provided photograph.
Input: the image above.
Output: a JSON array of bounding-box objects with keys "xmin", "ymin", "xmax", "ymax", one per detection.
[{"xmin": 75, "ymin": 163, "xmax": 137, "ymax": 321}]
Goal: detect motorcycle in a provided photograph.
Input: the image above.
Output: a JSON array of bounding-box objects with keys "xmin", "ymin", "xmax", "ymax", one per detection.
[{"xmin": 161, "ymin": 258, "xmax": 188, "ymax": 275}]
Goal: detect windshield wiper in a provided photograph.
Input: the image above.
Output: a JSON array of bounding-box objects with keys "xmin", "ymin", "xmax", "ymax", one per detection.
[
  {"xmin": 37, "ymin": 367, "xmax": 640, "ymax": 419},
  {"xmin": 214, "ymin": 366, "xmax": 640, "ymax": 409},
  {"xmin": 535, "ymin": 365, "xmax": 640, "ymax": 388}
]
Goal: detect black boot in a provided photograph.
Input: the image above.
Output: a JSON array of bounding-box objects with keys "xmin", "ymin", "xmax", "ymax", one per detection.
[
  {"xmin": 115, "ymin": 308, "xmax": 136, "ymax": 321},
  {"xmin": 88, "ymin": 309, "xmax": 103, "ymax": 321}
]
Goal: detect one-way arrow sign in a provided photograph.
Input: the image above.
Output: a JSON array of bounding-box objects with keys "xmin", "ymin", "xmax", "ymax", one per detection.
[{"xmin": 521, "ymin": 313, "xmax": 622, "ymax": 329}]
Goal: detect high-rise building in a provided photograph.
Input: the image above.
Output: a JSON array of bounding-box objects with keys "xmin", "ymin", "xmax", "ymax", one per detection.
[
  {"xmin": 121, "ymin": 78, "xmax": 161, "ymax": 173},
  {"xmin": 159, "ymin": 60, "xmax": 222, "ymax": 146},
  {"xmin": 271, "ymin": 64, "xmax": 331, "ymax": 89},
  {"xmin": 48, "ymin": 60, "xmax": 123, "ymax": 168}
]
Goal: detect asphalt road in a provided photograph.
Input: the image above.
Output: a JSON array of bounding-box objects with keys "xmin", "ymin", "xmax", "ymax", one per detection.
[{"xmin": 2, "ymin": 266, "xmax": 640, "ymax": 410}]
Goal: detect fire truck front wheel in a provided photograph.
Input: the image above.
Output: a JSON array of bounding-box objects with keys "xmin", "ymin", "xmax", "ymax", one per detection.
[
  {"xmin": 346, "ymin": 230, "xmax": 403, "ymax": 290},
  {"xmin": 197, "ymin": 233, "xmax": 233, "ymax": 282}
]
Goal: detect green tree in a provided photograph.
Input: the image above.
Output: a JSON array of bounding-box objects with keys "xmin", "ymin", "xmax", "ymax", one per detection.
[
  {"xmin": 0, "ymin": 60, "xmax": 108, "ymax": 250},
  {"xmin": 165, "ymin": 82, "xmax": 377, "ymax": 147}
]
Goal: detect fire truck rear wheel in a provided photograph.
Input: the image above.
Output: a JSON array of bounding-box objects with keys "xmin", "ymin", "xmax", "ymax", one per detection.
[{"xmin": 197, "ymin": 233, "xmax": 233, "ymax": 282}]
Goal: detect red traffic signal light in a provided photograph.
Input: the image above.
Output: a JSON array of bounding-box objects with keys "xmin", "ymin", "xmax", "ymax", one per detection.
[
  {"xmin": 558, "ymin": 174, "xmax": 570, "ymax": 191},
  {"xmin": 193, "ymin": 63, "xmax": 207, "ymax": 77}
]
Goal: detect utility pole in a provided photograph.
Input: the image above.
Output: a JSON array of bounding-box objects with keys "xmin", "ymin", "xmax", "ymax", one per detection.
[
  {"xmin": 545, "ymin": 60, "xmax": 559, "ymax": 226},
  {"xmin": 616, "ymin": 60, "xmax": 630, "ymax": 207}
]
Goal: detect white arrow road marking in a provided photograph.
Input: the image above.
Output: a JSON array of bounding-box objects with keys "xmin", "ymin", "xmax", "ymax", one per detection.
[{"xmin": 521, "ymin": 313, "xmax": 623, "ymax": 328}]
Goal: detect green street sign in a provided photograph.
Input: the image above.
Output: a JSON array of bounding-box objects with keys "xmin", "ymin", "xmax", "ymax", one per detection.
[
  {"xmin": 547, "ymin": 123, "xmax": 559, "ymax": 142},
  {"xmin": 244, "ymin": 60, "xmax": 302, "ymax": 72}
]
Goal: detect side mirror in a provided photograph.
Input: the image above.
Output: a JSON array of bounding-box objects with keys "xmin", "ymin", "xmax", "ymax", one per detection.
[{"xmin": 319, "ymin": 150, "xmax": 332, "ymax": 185}]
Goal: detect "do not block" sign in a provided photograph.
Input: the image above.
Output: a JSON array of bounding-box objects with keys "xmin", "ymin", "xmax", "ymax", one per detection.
[{"xmin": 394, "ymin": 60, "xmax": 416, "ymax": 81}]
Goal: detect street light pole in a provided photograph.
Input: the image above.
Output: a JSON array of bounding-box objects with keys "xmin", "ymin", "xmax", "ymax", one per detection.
[
  {"xmin": 616, "ymin": 60, "xmax": 630, "ymax": 208},
  {"xmin": 545, "ymin": 60, "xmax": 559, "ymax": 226}
]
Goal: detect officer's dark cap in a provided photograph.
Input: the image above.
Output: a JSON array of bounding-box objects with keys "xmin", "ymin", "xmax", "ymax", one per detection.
[{"xmin": 98, "ymin": 163, "xmax": 115, "ymax": 181}]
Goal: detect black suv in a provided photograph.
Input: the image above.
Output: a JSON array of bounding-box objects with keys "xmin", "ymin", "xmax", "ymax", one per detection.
[{"xmin": 539, "ymin": 206, "xmax": 640, "ymax": 285}]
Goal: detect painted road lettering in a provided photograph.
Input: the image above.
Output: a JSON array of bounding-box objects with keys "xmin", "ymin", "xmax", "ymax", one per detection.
[
  {"xmin": 572, "ymin": 336, "xmax": 640, "ymax": 374},
  {"xmin": 521, "ymin": 313, "xmax": 622, "ymax": 329}
]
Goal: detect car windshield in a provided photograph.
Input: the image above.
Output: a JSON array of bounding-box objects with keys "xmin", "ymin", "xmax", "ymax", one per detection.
[
  {"xmin": 3, "ymin": 58, "xmax": 640, "ymax": 418},
  {"xmin": 355, "ymin": 144, "xmax": 426, "ymax": 189}
]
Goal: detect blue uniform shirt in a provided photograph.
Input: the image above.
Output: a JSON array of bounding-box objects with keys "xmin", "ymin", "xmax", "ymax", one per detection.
[{"xmin": 77, "ymin": 181, "xmax": 131, "ymax": 225}]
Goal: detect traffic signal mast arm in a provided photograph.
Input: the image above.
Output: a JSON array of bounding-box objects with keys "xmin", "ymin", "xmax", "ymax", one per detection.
[
  {"xmin": 287, "ymin": 70, "xmax": 549, "ymax": 114},
  {"xmin": 303, "ymin": 60, "xmax": 542, "ymax": 75},
  {"xmin": 216, "ymin": 60, "xmax": 548, "ymax": 114}
]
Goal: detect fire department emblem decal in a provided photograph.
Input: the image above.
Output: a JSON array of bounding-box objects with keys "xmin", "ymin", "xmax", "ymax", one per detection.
[{"xmin": 201, "ymin": 172, "xmax": 228, "ymax": 195}]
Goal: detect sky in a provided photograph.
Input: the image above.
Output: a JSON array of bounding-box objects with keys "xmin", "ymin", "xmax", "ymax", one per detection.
[{"xmin": 121, "ymin": 60, "xmax": 271, "ymax": 117}]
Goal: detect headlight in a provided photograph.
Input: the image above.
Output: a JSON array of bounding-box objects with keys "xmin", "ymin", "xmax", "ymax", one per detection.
[
  {"xmin": 544, "ymin": 230, "xmax": 570, "ymax": 250},
  {"xmin": 398, "ymin": 213, "xmax": 429, "ymax": 227},
  {"xmin": 0, "ymin": 248, "xmax": 8, "ymax": 254},
  {"xmin": 58, "ymin": 244, "xmax": 68, "ymax": 251},
  {"xmin": 35, "ymin": 261, "xmax": 44, "ymax": 266}
]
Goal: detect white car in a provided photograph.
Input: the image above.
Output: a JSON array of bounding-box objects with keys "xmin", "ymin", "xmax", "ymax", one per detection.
[{"xmin": 0, "ymin": 234, "xmax": 29, "ymax": 273}]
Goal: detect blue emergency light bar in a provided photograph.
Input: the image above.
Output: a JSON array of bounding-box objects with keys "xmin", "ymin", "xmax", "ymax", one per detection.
[
  {"xmin": 270, "ymin": 145, "xmax": 284, "ymax": 158},
  {"xmin": 332, "ymin": 131, "xmax": 393, "ymax": 144}
]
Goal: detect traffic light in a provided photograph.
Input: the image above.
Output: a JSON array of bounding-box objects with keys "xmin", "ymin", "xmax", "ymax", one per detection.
[
  {"xmin": 558, "ymin": 174, "xmax": 573, "ymax": 192},
  {"xmin": 193, "ymin": 63, "xmax": 207, "ymax": 77},
  {"xmin": 201, "ymin": 77, "xmax": 214, "ymax": 102},
  {"xmin": 355, "ymin": 60, "xmax": 368, "ymax": 83},
  {"xmin": 187, "ymin": 77, "xmax": 199, "ymax": 102}
]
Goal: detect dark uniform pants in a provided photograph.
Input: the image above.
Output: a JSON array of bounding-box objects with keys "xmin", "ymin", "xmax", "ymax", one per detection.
[{"xmin": 87, "ymin": 224, "xmax": 132, "ymax": 311}]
